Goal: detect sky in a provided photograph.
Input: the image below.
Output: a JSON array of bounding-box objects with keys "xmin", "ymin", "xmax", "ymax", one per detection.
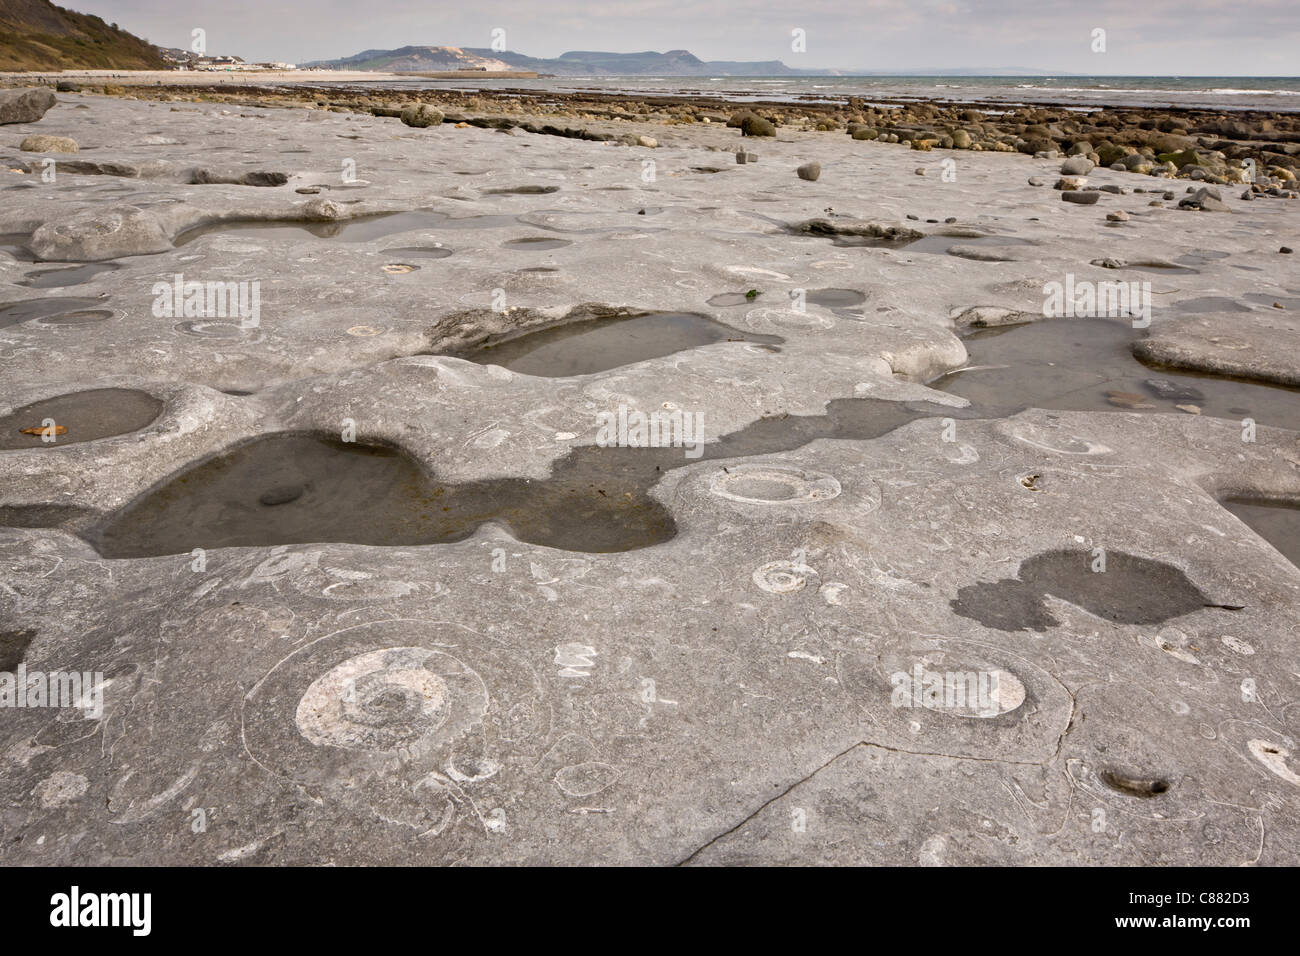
[{"xmin": 71, "ymin": 0, "xmax": 1300, "ymax": 74}]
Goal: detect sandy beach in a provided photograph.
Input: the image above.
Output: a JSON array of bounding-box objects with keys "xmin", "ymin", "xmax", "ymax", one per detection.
[{"xmin": 1, "ymin": 80, "xmax": 1299, "ymax": 866}]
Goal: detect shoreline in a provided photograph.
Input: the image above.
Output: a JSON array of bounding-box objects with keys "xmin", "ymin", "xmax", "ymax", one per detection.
[{"xmin": 3, "ymin": 73, "xmax": 1294, "ymax": 183}]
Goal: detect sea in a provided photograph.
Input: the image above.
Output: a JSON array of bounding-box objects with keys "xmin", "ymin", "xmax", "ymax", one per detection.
[{"xmin": 309, "ymin": 75, "xmax": 1300, "ymax": 113}]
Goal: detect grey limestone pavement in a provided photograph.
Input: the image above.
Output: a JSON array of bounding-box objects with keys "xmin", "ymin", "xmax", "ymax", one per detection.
[{"xmin": 0, "ymin": 92, "xmax": 1298, "ymax": 865}]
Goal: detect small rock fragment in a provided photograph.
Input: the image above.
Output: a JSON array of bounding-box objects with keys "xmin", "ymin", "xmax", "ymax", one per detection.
[
  {"xmin": 1105, "ymin": 390, "xmax": 1155, "ymax": 409},
  {"xmin": 1144, "ymin": 378, "xmax": 1205, "ymax": 403}
]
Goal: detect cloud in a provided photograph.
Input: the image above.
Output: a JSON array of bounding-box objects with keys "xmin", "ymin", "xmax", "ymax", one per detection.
[{"xmin": 68, "ymin": 0, "xmax": 1300, "ymax": 73}]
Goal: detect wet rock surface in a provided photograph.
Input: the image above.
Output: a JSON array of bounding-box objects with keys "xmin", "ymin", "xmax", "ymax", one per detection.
[{"xmin": 0, "ymin": 91, "xmax": 1298, "ymax": 866}]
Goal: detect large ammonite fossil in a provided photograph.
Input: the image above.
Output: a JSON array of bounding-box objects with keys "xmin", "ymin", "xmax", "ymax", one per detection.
[
  {"xmin": 243, "ymin": 620, "xmax": 547, "ymax": 836},
  {"xmin": 295, "ymin": 646, "xmax": 488, "ymax": 755}
]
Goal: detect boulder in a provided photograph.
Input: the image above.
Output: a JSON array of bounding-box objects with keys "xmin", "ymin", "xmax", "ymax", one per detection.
[
  {"xmin": 29, "ymin": 204, "xmax": 172, "ymax": 261},
  {"xmin": 1156, "ymin": 148, "xmax": 1202, "ymax": 167},
  {"xmin": 19, "ymin": 134, "xmax": 78, "ymax": 153},
  {"xmin": 0, "ymin": 88, "xmax": 57, "ymax": 125},
  {"xmin": 796, "ymin": 162, "xmax": 821, "ymax": 181},
  {"xmin": 1060, "ymin": 156, "xmax": 1095, "ymax": 175},
  {"xmin": 740, "ymin": 114, "xmax": 776, "ymax": 137},
  {"xmin": 399, "ymin": 104, "xmax": 444, "ymax": 128},
  {"xmin": 1178, "ymin": 186, "xmax": 1231, "ymax": 212},
  {"xmin": 301, "ymin": 197, "xmax": 344, "ymax": 221},
  {"xmin": 1096, "ymin": 143, "xmax": 1131, "ymax": 166}
]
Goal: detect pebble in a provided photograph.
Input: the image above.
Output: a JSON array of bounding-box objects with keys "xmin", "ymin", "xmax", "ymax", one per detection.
[
  {"xmin": 944, "ymin": 217, "xmax": 957, "ymax": 223},
  {"xmin": 915, "ymin": 167, "xmax": 927, "ymax": 176},
  {"xmin": 1106, "ymin": 210, "xmax": 1129, "ymax": 221},
  {"xmin": 1028, "ymin": 176, "xmax": 1046, "ymax": 186},
  {"xmin": 1062, "ymin": 191, "xmax": 1100, "ymax": 204},
  {"xmin": 1282, "ymin": 247, "xmax": 1294, "ymax": 254},
  {"xmin": 1175, "ymin": 404, "xmax": 1202, "ymax": 415}
]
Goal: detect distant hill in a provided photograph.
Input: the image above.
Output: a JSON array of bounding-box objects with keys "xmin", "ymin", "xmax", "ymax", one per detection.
[
  {"xmin": 307, "ymin": 46, "xmax": 514, "ymax": 73},
  {"xmin": 306, "ymin": 46, "xmax": 809, "ymax": 76},
  {"xmin": 0, "ymin": 0, "xmax": 167, "ymax": 71}
]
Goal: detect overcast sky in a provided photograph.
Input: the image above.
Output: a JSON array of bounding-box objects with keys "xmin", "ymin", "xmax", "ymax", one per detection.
[{"xmin": 73, "ymin": 0, "xmax": 1300, "ymax": 74}]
